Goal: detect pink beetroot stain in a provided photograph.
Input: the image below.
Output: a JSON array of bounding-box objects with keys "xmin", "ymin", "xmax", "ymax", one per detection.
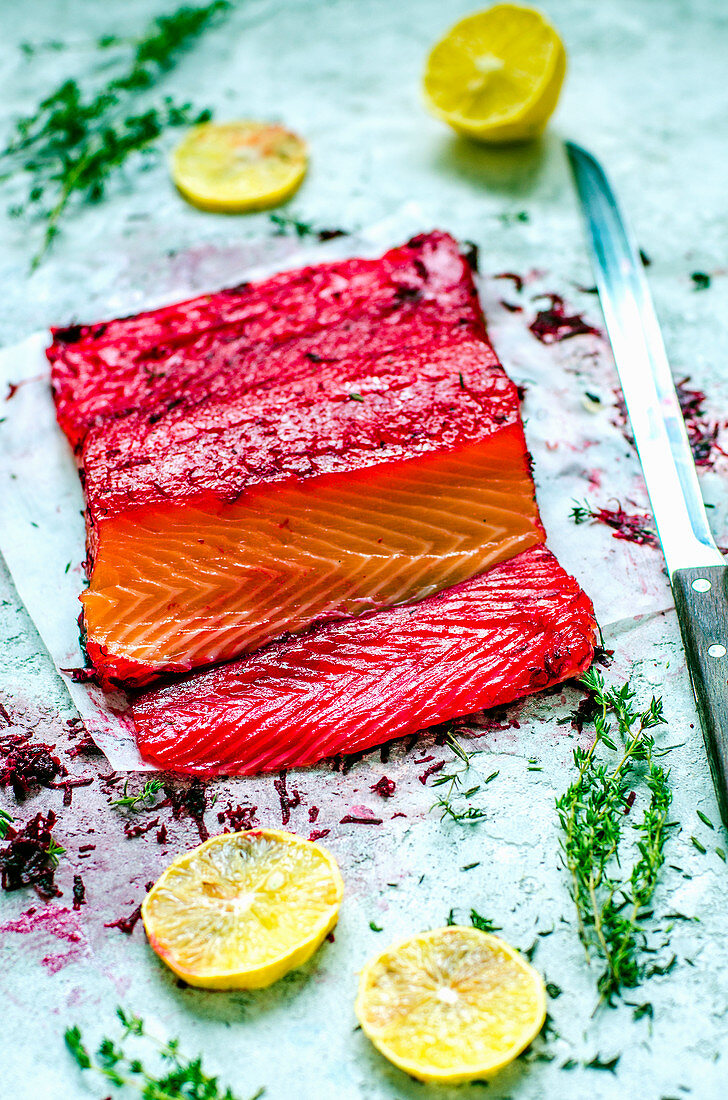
[
  {"xmin": 41, "ymin": 948, "xmax": 84, "ymax": 974},
  {"xmin": 0, "ymin": 905, "xmax": 82, "ymax": 942}
]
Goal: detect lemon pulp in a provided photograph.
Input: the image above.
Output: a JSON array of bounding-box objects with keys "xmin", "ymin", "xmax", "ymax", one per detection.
[
  {"xmin": 142, "ymin": 829, "xmax": 343, "ymax": 989},
  {"xmin": 355, "ymin": 926, "xmax": 546, "ymax": 1083}
]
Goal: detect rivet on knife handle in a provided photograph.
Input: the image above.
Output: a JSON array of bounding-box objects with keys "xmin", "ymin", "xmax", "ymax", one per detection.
[{"xmin": 672, "ymin": 566, "xmax": 728, "ymax": 827}]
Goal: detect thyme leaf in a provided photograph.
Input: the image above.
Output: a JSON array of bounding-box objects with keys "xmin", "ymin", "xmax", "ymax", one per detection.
[{"xmin": 556, "ymin": 669, "xmax": 676, "ymax": 1004}]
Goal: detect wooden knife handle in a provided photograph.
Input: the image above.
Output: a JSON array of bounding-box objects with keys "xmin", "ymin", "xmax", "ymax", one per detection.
[{"xmin": 672, "ymin": 565, "xmax": 728, "ymax": 827}]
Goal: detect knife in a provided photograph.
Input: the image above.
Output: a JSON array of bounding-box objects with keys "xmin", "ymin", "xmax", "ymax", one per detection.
[{"xmin": 566, "ymin": 140, "xmax": 728, "ymax": 827}]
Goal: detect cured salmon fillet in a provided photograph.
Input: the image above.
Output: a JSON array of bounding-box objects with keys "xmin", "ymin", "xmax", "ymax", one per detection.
[
  {"xmin": 49, "ymin": 232, "xmax": 545, "ymax": 687},
  {"xmin": 132, "ymin": 545, "xmax": 596, "ymax": 774}
]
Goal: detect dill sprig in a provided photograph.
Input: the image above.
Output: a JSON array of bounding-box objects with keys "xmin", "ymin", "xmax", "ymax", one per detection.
[
  {"xmin": 430, "ymin": 731, "xmax": 489, "ymax": 823},
  {"xmin": 0, "ymin": 807, "xmax": 12, "ymax": 840},
  {"xmin": 111, "ymin": 777, "xmax": 164, "ymax": 811},
  {"xmin": 3, "ymin": 1, "xmax": 231, "ymax": 265},
  {"xmin": 556, "ymin": 669, "xmax": 677, "ymax": 1004},
  {"xmin": 66, "ymin": 1007, "xmax": 264, "ymax": 1099}
]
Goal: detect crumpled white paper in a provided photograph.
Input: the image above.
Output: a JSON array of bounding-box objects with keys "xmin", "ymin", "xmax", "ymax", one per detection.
[{"xmin": 0, "ymin": 209, "xmax": 680, "ymax": 770}]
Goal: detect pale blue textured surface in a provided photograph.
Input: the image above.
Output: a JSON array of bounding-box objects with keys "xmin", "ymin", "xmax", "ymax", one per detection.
[{"xmin": 1, "ymin": 2, "xmax": 728, "ymax": 1098}]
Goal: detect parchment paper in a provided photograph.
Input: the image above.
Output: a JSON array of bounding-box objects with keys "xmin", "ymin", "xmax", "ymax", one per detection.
[{"xmin": 0, "ymin": 211, "xmax": 692, "ymax": 769}]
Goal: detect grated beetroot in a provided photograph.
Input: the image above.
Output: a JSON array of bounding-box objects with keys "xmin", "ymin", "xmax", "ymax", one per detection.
[
  {"xmin": 273, "ymin": 771, "xmax": 301, "ymax": 825},
  {"xmin": 216, "ymin": 801, "xmax": 258, "ymax": 832},
  {"xmin": 582, "ymin": 502, "xmax": 659, "ymax": 548},
  {"xmin": 105, "ymin": 881, "xmax": 153, "ymax": 934},
  {"xmin": 308, "ymin": 806, "xmax": 320, "ymax": 823},
  {"xmin": 161, "ymin": 778, "xmax": 209, "ymax": 841},
  {"xmin": 419, "ymin": 761, "xmax": 445, "ymax": 785},
  {"xmin": 309, "ymin": 829, "xmax": 331, "ymax": 842},
  {"xmin": 0, "ymin": 733, "xmax": 65, "ymax": 800},
  {"xmin": 614, "ymin": 376, "xmax": 727, "ymax": 468},
  {"xmin": 529, "ymin": 294, "xmax": 600, "ymax": 344},
  {"xmin": 66, "ymin": 733, "xmax": 102, "ymax": 758},
  {"xmin": 48, "ymin": 775, "xmax": 94, "ymax": 806},
  {"xmin": 123, "ymin": 816, "xmax": 159, "ymax": 839},
  {"xmin": 340, "ymin": 814, "xmax": 383, "ymax": 825},
  {"xmin": 495, "ymin": 272, "xmax": 524, "ymax": 293},
  {"xmin": 0, "ymin": 811, "xmax": 62, "ymax": 899},
  {"xmin": 104, "ymin": 902, "xmax": 143, "ymax": 935},
  {"xmin": 370, "ymin": 776, "xmax": 396, "ymax": 798},
  {"xmin": 72, "ymin": 874, "xmax": 86, "ymax": 910}
]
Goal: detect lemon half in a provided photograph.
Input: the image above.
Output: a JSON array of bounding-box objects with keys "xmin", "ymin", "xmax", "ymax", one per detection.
[
  {"xmin": 423, "ymin": 4, "xmax": 566, "ymax": 143},
  {"xmin": 355, "ymin": 926, "xmax": 546, "ymax": 1083},
  {"xmin": 141, "ymin": 829, "xmax": 343, "ymax": 989},
  {"xmin": 171, "ymin": 121, "xmax": 308, "ymax": 212}
]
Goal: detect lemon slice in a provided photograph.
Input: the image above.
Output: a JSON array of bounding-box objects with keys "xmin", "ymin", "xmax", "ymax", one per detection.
[
  {"xmin": 141, "ymin": 829, "xmax": 343, "ymax": 989},
  {"xmin": 355, "ymin": 926, "xmax": 546, "ymax": 1083},
  {"xmin": 423, "ymin": 4, "xmax": 566, "ymax": 143},
  {"xmin": 171, "ymin": 121, "xmax": 308, "ymax": 212}
]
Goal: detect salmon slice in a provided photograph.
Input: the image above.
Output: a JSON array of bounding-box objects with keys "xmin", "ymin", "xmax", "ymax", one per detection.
[
  {"xmin": 48, "ymin": 231, "xmax": 486, "ymax": 451},
  {"xmin": 132, "ymin": 545, "xmax": 596, "ymax": 774},
  {"xmin": 49, "ymin": 232, "xmax": 544, "ymax": 687}
]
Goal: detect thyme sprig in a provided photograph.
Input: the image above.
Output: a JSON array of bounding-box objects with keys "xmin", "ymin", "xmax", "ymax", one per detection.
[
  {"xmin": 556, "ymin": 669, "xmax": 677, "ymax": 1004},
  {"xmin": 66, "ymin": 1007, "xmax": 264, "ymax": 1099},
  {"xmin": 3, "ymin": 1, "xmax": 231, "ymax": 264},
  {"xmin": 430, "ymin": 731, "xmax": 490, "ymax": 823},
  {"xmin": 111, "ymin": 777, "xmax": 164, "ymax": 811}
]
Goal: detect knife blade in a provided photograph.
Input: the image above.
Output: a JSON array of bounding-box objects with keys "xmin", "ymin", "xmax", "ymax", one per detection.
[{"xmin": 566, "ymin": 140, "xmax": 728, "ymax": 826}]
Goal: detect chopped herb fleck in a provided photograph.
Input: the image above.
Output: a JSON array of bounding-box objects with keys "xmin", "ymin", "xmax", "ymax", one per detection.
[
  {"xmin": 469, "ymin": 909, "xmax": 501, "ymax": 934},
  {"xmin": 584, "ymin": 1053, "xmax": 620, "ymax": 1073}
]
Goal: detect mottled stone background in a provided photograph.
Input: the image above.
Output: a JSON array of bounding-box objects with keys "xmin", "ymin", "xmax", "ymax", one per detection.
[{"xmin": 1, "ymin": 2, "xmax": 728, "ymax": 1098}]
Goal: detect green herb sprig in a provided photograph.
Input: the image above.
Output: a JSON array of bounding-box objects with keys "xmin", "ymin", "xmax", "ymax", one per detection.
[
  {"xmin": 66, "ymin": 1007, "xmax": 264, "ymax": 1099},
  {"xmin": 0, "ymin": 807, "xmax": 12, "ymax": 839},
  {"xmin": 46, "ymin": 837, "xmax": 66, "ymax": 867},
  {"xmin": 3, "ymin": 1, "xmax": 231, "ymax": 265},
  {"xmin": 111, "ymin": 777, "xmax": 163, "ymax": 811},
  {"xmin": 268, "ymin": 212, "xmax": 348, "ymax": 241},
  {"xmin": 430, "ymin": 731, "xmax": 489, "ymax": 823},
  {"xmin": 556, "ymin": 669, "xmax": 677, "ymax": 1004}
]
